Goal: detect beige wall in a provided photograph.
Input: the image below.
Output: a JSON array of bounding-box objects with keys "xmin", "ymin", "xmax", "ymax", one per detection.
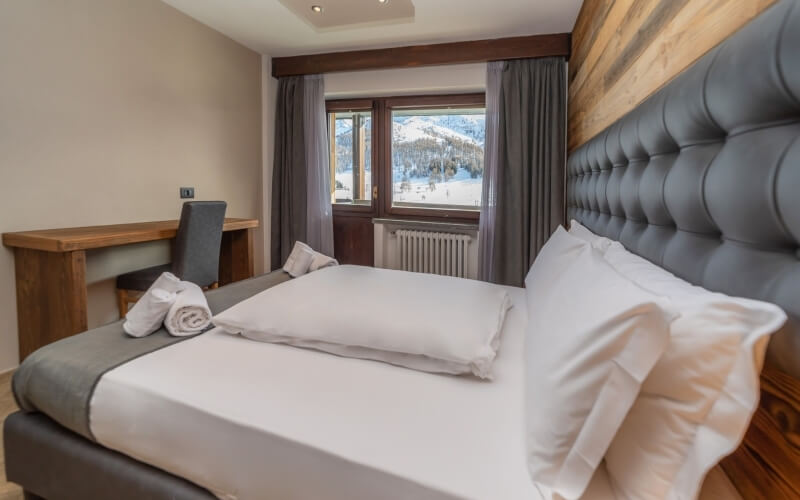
[
  {"xmin": 324, "ymin": 63, "xmax": 487, "ymax": 98},
  {"xmin": 0, "ymin": 0, "xmax": 263, "ymax": 371}
]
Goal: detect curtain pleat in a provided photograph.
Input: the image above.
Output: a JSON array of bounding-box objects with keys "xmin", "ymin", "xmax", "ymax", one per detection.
[
  {"xmin": 478, "ymin": 61, "xmax": 504, "ymax": 283},
  {"xmin": 479, "ymin": 57, "xmax": 566, "ymax": 286},
  {"xmin": 303, "ymin": 75, "xmax": 334, "ymax": 257},
  {"xmin": 271, "ymin": 77, "xmax": 307, "ymax": 270},
  {"xmin": 271, "ymin": 75, "xmax": 334, "ymax": 270}
]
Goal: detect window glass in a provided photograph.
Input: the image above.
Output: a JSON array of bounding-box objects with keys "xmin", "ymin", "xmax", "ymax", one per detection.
[
  {"xmin": 390, "ymin": 108, "xmax": 485, "ymax": 210},
  {"xmin": 328, "ymin": 111, "xmax": 372, "ymax": 205}
]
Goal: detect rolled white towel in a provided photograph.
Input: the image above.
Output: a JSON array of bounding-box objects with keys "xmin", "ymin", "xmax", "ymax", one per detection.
[
  {"xmin": 282, "ymin": 241, "xmax": 315, "ymax": 277},
  {"xmin": 165, "ymin": 282, "xmax": 212, "ymax": 337},
  {"xmin": 123, "ymin": 272, "xmax": 184, "ymax": 338}
]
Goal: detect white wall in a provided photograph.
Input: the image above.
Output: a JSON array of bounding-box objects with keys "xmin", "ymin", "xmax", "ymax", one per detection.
[
  {"xmin": 324, "ymin": 63, "xmax": 487, "ymax": 98},
  {"xmin": 0, "ymin": 0, "xmax": 263, "ymax": 372}
]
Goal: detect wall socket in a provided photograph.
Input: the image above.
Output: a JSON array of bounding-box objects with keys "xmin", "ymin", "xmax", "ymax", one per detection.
[{"xmin": 179, "ymin": 187, "xmax": 195, "ymax": 199}]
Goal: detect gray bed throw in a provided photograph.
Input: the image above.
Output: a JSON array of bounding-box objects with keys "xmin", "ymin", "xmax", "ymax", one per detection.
[{"xmin": 13, "ymin": 270, "xmax": 291, "ymax": 441}]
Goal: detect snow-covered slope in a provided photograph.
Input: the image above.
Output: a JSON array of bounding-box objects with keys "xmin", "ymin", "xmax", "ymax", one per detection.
[
  {"xmin": 392, "ymin": 116, "xmax": 484, "ymax": 145},
  {"xmin": 335, "ymin": 114, "xmax": 485, "ymax": 146}
]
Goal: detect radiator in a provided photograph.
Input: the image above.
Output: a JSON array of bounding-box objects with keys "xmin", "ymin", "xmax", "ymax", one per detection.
[{"xmin": 395, "ymin": 229, "xmax": 472, "ymax": 278}]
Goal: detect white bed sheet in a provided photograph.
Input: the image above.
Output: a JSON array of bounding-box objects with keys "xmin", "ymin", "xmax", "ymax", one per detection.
[{"xmin": 89, "ymin": 286, "xmax": 614, "ymax": 500}]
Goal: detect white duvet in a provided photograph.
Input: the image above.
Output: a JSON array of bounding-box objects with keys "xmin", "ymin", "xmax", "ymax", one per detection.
[{"xmin": 212, "ymin": 265, "xmax": 512, "ymax": 378}]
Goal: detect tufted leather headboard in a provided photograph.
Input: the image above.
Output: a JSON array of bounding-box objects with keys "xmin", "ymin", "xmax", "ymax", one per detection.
[{"xmin": 566, "ymin": 0, "xmax": 800, "ymax": 379}]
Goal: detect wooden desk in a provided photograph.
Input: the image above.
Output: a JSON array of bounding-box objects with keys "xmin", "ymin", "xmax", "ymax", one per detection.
[{"xmin": 3, "ymin": 218, "xmax": 258, "ymax": 360}]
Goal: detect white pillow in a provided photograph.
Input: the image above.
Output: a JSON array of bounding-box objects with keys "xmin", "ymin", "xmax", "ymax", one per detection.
[
  {"xmin": 213, "ymin": 265, "xmax": 512, "ymax": 378},
  {"xmin": 568, "ymin": 219, "xmax": 613, "ymax": 252},
  {"xmin": 524, "ymin": 227, "xmax": 676, "ymax": 499},
  {"xmin": 600, "ymin": 241, "xmax": 787, "ymax": 499}
]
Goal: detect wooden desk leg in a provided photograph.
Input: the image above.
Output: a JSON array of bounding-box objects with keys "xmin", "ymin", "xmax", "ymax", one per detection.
[
  {"xmin": 219, "ymin": 228, "xmax": 254, "ymax": 285},
  {"xmin": 14, "ymin": 248, "xmax": 88, "ymax": 361}
]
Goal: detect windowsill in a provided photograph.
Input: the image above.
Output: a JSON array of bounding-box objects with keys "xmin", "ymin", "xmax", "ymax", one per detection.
[{"xmin": 372, "ymin": 217, "xmax": 479, "ymax": 232}]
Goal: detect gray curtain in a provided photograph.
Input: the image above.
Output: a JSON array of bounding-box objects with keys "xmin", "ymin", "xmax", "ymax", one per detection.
[
  {"xmin": 271, "ymin": 76, "xmax": 306, "ymax": 271},
  {"xmin": 303, "ymin": 75, "xmax": 334, "ymax": 257},
  {"xmin": 479, "ymin": 57, "xmax": 566, "ymax": 287},
  {"xmin": 271, "ymin": 75, "xmax": 334, "ymax": 270},
  {"xmin": 478, "ymin": 62, "xmax": 504, "ymax": 282}
]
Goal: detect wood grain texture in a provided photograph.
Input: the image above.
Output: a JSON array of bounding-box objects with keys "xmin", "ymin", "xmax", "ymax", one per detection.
[
  {"xmin": 568, "ymin": 0, "xmax": 777, "ymax": 150},
  {"xmin": 272, "ymin": 34, "xmax": 570, "ymax": 77},
  {"xmin": 333, "ymin": 215, "xmax": 374, "ymax": 266},
  {"xmin": 218, "ymin": 228, "xmax": 254, "ymax": 285},
  {"xmin": 14, "ymin": 249, "xmax": 88, "ymax": 361},
  {"xmin": 721, "ymin": 366, "xmax": 800, "ymax": 500},
  {"xmin": 2, "ymin": 218, "xmax": 258, "ymax": 252}
]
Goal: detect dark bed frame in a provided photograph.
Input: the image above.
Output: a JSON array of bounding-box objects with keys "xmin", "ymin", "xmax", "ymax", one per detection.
[{"xmin": 5, "ymin": 0, "xmax": 800, "ymax": 498}]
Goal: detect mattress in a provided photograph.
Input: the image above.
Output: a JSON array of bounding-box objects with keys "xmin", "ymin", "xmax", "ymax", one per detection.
[{"xmin": 88, "ymin": 286, "xmax": 614, "ymax": 500}]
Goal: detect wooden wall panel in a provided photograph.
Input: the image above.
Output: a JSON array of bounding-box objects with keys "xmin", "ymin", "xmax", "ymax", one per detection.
[
  {"xmin": 720, "ymin": 366, "xmax": 800, "ymax": 499},
  {"xmin": 568, "ymin": 0, "xmax": 777, "ymax": 151}
]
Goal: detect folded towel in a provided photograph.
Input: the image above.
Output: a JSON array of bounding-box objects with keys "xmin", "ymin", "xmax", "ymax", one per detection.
[
  {"xmin": 165, "ymin": 282, "xmax": 212, "ymax": 336},
  {"xmin": 309, "ymin": 251, "xmax": 338, "ymax": 272},
  {"xmin": 123, "ymin": 272, "xmax": 184, "ymax": 338},
  {"xmin": 283, "ymin": 241, "xmax": 338, "ymax": 277},
  {"xmin": 283, "ymin": 241, "xmax": 316, "ymax": 277}
]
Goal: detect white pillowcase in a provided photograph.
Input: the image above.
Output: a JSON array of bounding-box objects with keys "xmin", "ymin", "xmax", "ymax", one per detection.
[
  {"xmin": 568, "ymin": 219, "xmax": 613, "ymax": 252},
  {"xmin": 524, "ymin": 227, "xmax": 676, "ymax": 499},
  {"xmin": 213, "ymin": 265, "xmax": 512, "ymax": 378},
  {"xmin": 594, "ymin": 241, "xmax": 787, "ymax": 500}
]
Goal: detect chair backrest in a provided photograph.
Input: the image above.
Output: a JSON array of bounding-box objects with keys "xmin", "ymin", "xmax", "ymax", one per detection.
[{"xmin": 171, "ymin": 201, "xmax": 227, "ymax": 287}]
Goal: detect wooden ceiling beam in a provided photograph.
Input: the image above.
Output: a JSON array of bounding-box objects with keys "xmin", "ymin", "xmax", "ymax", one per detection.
[{"xmin": 271, "ymin": 33, "xmax": 570, "ymax": 78}]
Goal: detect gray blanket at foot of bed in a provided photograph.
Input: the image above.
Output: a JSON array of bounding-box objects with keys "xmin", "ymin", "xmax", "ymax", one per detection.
[{"xmin": 12, "ymin": 270, "xmax": 291, "ymax": 441}]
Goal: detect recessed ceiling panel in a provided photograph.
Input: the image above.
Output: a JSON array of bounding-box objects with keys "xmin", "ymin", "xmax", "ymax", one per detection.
[
  {"xmin": 161, "ymin": 0, "xmax": 583, "ymax": 56},
  {"xmin": 278, "ymin": 0, "xmax": 415, "ymax": 30}
]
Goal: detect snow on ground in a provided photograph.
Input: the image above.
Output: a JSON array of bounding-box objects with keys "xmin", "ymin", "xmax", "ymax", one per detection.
[
  {"xmin": 335, "ymin": 169, "xmax": 372, "ymax": 201},
  {"xmin": 335, "ymin": 168, "xmax": 481, "ymax": 207},
  {"xmin": 393, "ymin": 168, "xmax": 482, "ymax": 207}
]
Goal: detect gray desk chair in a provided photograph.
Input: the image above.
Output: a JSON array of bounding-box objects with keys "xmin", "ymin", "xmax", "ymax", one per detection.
[{"xmin": 116, "ymin": 201, "xmax": 227, "ymax": 317}]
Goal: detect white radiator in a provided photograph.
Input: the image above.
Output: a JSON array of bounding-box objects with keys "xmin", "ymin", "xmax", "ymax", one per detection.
[{"xmin": 395, "ymin": 229, "xmax": 472, "ymax": 278}]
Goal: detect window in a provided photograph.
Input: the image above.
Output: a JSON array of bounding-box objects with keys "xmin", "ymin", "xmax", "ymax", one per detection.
[
  {"xmin": 329, "ymin": 109, "xmax": 373, "ymax": 206},
  {"xmin": 327, "ymin": 94, "xmax": 485, "ymax": 221},
  {"xmin": 390, "ymin": 108, "xmax": 484, "ymax": 211}
]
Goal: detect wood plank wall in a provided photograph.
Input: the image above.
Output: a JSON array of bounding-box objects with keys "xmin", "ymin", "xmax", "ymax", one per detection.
[{"xmin": 567, "ymin": 0, "xmax": 777, "ymax": 151}]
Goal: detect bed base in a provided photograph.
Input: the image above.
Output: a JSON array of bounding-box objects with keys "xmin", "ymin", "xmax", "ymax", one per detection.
[{"xmin": 3, "ymin": 411, "xmax": 215, "ymax": 500}]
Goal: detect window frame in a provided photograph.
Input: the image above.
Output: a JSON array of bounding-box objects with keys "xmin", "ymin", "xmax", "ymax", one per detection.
[
  {"xmin": 326, "ymin": 99, "xmax": 378, "ymax": 216},
  {"xmin": 326, "ymin": 93, "xmax": 485, "ymax": 223},
  {"xmin": 381, "ymin": 93, "xmax": 485, "ymax": 221}
]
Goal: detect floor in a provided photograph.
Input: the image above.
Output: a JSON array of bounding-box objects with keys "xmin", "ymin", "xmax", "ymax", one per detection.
[{"xmin": 0, "ymin": 370, "xmax": 22, "ymax": 500}]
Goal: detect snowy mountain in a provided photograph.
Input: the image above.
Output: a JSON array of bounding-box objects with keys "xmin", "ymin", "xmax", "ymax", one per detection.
[
  {"xmin": 332, "ymin": 112, "xmax": 485, "ymax": 207},
  {"xmin": 392, "ymin": 115, "xmax": 485, "ymax": 146},
  {"xmin": 334, "ymin": 114, "xmax": 485, "ymax": 147}
]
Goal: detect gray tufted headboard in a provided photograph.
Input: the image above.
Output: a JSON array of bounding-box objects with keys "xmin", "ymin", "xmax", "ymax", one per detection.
[{"xmin": 566, "ymin": 0, "xmax": 800, "ymax": 379}]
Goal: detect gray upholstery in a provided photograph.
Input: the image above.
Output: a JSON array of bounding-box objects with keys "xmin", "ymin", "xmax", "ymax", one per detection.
[
  {"xmin": 567, "ymin": 0, "xmax": 800, "ymax": 378},
  {"xmin": 117, "ymin": 201, "xmax": 227, "ymax": 290},
  {"xmin": 4, "ymin": 412, "xmax": 215, "ymax": 500},
  {"xmin": 14, "ymin": 270, "xmax": 292, "ymax": 441},
  {"xmin": 115, "ymin": 263, "xmax": 171, "ymax": 292}
]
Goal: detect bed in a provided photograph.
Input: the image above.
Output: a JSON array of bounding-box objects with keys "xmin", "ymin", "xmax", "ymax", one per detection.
[{"xmin": 5, "ymin": 0, "xmax": 800, "ymax": 498}]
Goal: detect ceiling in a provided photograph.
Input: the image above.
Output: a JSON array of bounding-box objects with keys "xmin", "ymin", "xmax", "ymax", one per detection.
[
  {"xmin": 161, "ymin": 0, "xmax": 583, "ymax": 57},
  {"xmin": 277, "ymin": 0, "xmax": 415, "ymax": 30}
]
